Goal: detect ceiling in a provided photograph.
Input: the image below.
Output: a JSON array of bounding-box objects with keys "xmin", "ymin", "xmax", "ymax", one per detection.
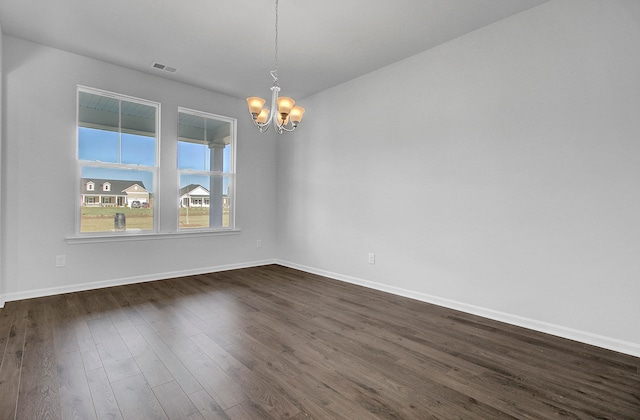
[{"xmin": 0, "ymin": 0, "xmax": 548, "ymax": 100}]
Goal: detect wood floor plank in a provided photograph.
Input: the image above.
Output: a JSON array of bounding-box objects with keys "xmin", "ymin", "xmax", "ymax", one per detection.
[
  {"xmin": 225, "ymin": 337, "xmax": 394, "ymax": 419},
  {"xmin": 62, "ymin": 293, "xmax": 110, "ymax": 376},
  {"xmin": 114, "ymin": 320, "xmax": 174, "ymax": 388},
  {"xmin": 0, "ymin": 302, "xmax": 28, "ymax": 420},
  {"xmin": 212, "ymin": 353, "xmax": 301, "ymax": 418},
  {"xmin": 187, "ymin": 389, "xmax": 230, "ymax": 420},
  {"xmin": 152, "ymin": 380, "xmax": 203, "ymax": 420},
  {"xmin": 87, "ymin": 317, "xmax": 141, "ymax": 384},
  {"xmin": 1, "ymin": 265, "xmax": 638, "ymax": 419},
  {"xmin": 0, "ymin": 303, "xmax": 16, "ymax": 334},
  {"xmin": 56, "ymin": 350, "xmax": 97, "ymax": 420},
  {"xmin": 15, "ymin": 300, "xmax": 62, "ymax": 420},
  {"xmin": 140, "ymin": 283, "xmax": 204, "ymax": 337},
  {"xmin": 49, "ymin": 295, "xmax": 81, "ymax": 357},
  {"xmin": 110, "ymin": 373, "xmax": 167, "ymax": 420},
  {"xmin": 111, "ymin": 295, "xmax": 147, "ymax": 327},
  {"xmin": 217, "ymin": 281, "xmax": 496, "ymax": 418},
  {"xmin": 85, "ymin": 367, "xmax": 123, "ymax": 420},
  {"xmin": 295, "ymin": 327, "xmax": 502, "ymax": 419},
  {"xmin": 109, "ymin": 285, "xmax": 152, "ymax": 326},
  {"xmin": 171, "ymin": 343, "xmax": 247, "ymax": 411},
  {"xmin": 146, "ymin": 325, "xmax": 247, "ymax": 410},
  {"xmin": 64, "ymin": 294, "xmax": 103, "ymax": 371},
  {"xmin": 78, "ymin": 290, "xmax": 113, "ymax": 321},
  {"xmin": 304, "ymin": 306, "xmax": 571, "ymax": 417},
  {"xmin": 134, "ymin": 323, "xmax": 204, "ymax": 395},
  {"xmin": 0, "ymin": 302, "xmax": 17, "ymax": 362},
  {"xmin": 159, "ymin": 278, "xmax": 223, "ymax": 321},
  {"xmin": 223, "ymin": 399, "xmax": 273, "ymax": 420}
]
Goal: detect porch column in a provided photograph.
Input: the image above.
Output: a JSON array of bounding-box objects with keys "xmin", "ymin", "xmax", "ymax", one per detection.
[{"xmin": 208, "ymin": 141, "xmax": 226, "ymax": 227}]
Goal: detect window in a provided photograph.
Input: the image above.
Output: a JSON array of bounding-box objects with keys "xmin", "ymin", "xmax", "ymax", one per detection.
[
  {"xmin": 77, "ymin": 87, "xmax": 159, "ymax": 233},
  {"xmin": 177, "ymin": 108, "xmax": 235, "ymax": 230}
]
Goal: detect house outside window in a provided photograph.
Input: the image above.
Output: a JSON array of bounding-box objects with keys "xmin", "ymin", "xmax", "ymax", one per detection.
[
  {"xmin": 177, "ymin": 108, "xmax": 235, "ymax": 230},
  {"xmin": 77, "ymin": 86, "xmax": 159, "ymax": 233}
]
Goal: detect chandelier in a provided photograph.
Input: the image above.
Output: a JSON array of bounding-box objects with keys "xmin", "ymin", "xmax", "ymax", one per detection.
[{"xmin": 246, "ymin": 0, "xmax": 305, "ymax": 134}]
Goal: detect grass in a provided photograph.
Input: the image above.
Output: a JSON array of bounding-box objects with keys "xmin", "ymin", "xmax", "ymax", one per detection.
[
  {"xmin": 80, "ymin": 206, "xmax": 228, "ymax": 232},
  {"xmin": 179, "ymin": 207, "xmax": 230, "ymax": 229},
  {"xmin": 81, "ymin": 207, "xmax": 153, "ymax": 217},
  {"xmin": 80, "ymin": 207, "xmax": 153, "ymax": 232}
]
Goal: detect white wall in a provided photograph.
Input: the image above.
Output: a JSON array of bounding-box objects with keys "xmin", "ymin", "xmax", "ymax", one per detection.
[
  {"xmin": 1, "ymin": 36, "xmax": 278, "ymax": 301},
  {"xmin": 276, "ymin": 0, "xmax": 640, "ymax": 355}
]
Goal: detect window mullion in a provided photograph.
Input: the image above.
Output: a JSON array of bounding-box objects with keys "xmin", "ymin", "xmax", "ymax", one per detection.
[{"xmin": 118, "ymin": 99, "xmax": 122, "ymax": 164}]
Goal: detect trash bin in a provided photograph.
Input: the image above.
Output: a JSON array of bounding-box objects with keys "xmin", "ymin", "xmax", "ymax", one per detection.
[{"xmin": 114, "ymin": 213, "xmax": 126, "ymax": 231}]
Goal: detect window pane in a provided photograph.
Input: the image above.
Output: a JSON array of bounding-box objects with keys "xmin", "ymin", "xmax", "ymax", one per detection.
[
  {"xmin": 121, "ymin": 100, "xmax": 156, "ymax": 135},
  {"xmin": 178, "ymin": 112, "xmax": 231, "ymax": 172},
  {"xmin": 179, "ymin": 174, "xmax": 231, "ymax": 229},
  {"xmin": 78, "ymin": 127, "xmax": 119, "ymax": 162},
  {"xmin": 177, "ymin": 141, "xmax": 208, "ymax": 170},
  {"xmin": 80, "ymin": 166, "xmax": 154, "ymax": 233},
  {"xmin": 121, "ymin": 133, "xmax": 156, "ymax": 166},
  {"xmin": 79, "ymin": 92, "xmax": 119, "ymax": 130},
  {"xmin": 78, "ymin": 91, "xmax": 157, "ymax": 165}
]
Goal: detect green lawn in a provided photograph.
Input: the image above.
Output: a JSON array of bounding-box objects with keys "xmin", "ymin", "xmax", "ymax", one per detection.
[
  {"xmin": 80, "ymin": 206, "xmax": 228, "ymax": 232},
  {"xmin": 81, "ymin": 207, "xmax": 154, "ymax": 232},
  {"xmin": 179, "ymin": 207, "xmax": 230, "ymax": 229}
]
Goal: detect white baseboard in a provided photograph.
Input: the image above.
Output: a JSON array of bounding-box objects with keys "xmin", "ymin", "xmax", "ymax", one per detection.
[
  {"xmin": 1, "ymin": 259, "xmax": 277, "ymax": 304},
  {"xmin": 277, "ymin": 260, "xmax": 640, "ymax": 358}
]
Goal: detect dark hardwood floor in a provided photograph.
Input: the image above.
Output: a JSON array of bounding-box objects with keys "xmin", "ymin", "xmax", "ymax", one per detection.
[{"xmin": 0, "ymin": 265, "xmax": 638, "ymax": 419}]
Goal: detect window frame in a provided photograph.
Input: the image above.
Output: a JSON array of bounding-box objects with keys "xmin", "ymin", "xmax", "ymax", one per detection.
[
  {"xmin": 75, "ymin": 85, "xmax": 161, "ymax": 236},
  {"xmin": 177, "ymin": 107, "xmax": 237, "ymax": 232}
]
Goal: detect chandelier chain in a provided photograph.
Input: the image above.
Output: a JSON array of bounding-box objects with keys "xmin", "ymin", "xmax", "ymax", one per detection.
[{"xmin": 274, "ymin": 0, "xmax": 279, "ymax": 78}]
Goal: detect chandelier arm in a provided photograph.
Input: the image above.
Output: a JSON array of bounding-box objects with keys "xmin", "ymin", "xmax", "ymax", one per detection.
[
  {"xmin": 253, "ymin": 119, "xmax": 271, "ymax": 133},
  {"xmin": 277, "ymin": 124, "xmax": 297, "ymax": 133}
]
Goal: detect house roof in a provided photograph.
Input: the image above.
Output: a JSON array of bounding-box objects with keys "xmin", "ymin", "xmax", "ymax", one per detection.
[
  {"xmin": 82, "ymin": 178, "xmax": 147, "ymax": 195},
  {"xmin": 179, "ymin": 184, "xmax": 209, "ymax": 197}
]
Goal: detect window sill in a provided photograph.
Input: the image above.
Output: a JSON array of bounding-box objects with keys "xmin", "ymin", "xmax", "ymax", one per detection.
[{"xmin": 66, "ymin": 228, "xmax": 241, "ymax": 245}]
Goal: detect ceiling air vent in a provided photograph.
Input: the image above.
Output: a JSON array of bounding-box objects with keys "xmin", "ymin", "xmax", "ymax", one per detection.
[{"xmin": 151, "ymin": 62, "xmax": 178, "ymax": 73}]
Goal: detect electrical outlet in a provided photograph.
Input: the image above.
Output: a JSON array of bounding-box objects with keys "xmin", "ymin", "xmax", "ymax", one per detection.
[
  {"xmin": 368, "ymin": 253, "xmax": 375, "ymax": 264},
  {"xmin": 256, "ymin": 240, "xmax": 262, "ymax": 248},
  {"xmin": 56, "ymin": 255, "xmax": 66, "ymax": 267}
]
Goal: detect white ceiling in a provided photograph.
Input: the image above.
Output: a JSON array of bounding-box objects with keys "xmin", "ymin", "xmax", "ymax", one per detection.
[{"xmin": 0, "ymin": 0, "xmax": 548, "ymax": 100}]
